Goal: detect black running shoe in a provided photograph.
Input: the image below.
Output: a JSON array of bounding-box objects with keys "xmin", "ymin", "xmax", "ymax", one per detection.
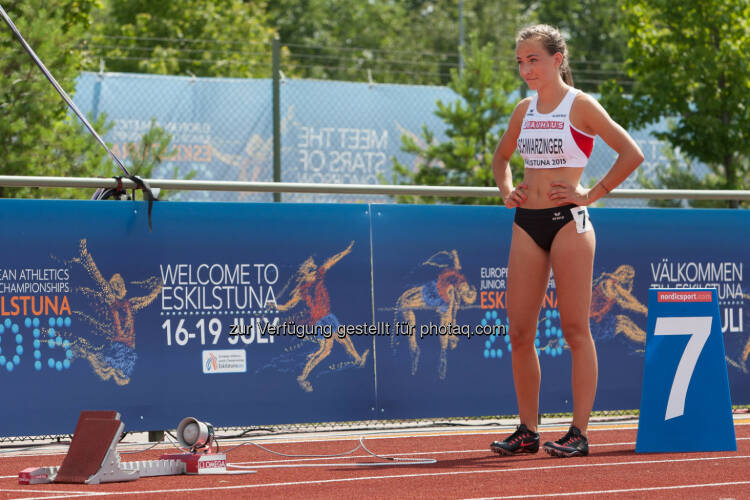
[
  {"xmin": 490, "ymin": 424, "xmax": 540, "ymax": 455},
  {"xmin": 543, "ymin": 426, "xmax": 589, "ymax": 457}
]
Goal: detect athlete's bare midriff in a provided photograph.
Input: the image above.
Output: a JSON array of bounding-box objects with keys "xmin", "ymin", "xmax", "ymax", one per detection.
[{"xmin": 520, "ymin": 166, "xmax": 585, "ymax": 209}]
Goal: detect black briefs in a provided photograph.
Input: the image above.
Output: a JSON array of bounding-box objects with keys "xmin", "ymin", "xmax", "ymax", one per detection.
[{"xmin": 514, "ymin": 204, "xmax": 588, "ymax": 252}]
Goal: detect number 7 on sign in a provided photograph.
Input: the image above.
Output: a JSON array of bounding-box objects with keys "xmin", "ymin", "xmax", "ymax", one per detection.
[{"xmin": 654, "ymin": 316, "xmax": 713, "ymax": 420}]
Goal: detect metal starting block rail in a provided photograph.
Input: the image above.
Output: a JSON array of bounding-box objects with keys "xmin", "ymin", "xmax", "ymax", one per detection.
[{"xmin": 18, "ymin": 410, "xmax": 253, "ymax": 485}]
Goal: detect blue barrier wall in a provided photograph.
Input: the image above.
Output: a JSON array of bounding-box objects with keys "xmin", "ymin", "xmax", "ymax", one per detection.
[{"xmin": 0, "ymin": 199, "xmax": 746, "ymax": 436}]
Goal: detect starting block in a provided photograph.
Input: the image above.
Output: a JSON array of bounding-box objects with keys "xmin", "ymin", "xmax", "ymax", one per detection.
[
  {"xmin": 18, "ymin": 410, "xmax": 251, "ymax": 485},
  {"xmin": 54, "ymin": 410, "xmax": 138, "ymax": 484}
]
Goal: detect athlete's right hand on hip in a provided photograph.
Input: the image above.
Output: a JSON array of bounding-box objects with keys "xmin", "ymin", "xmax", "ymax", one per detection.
[{"xmin": 504, "ymin": 183, "xmax": 528, "ymax": 208}]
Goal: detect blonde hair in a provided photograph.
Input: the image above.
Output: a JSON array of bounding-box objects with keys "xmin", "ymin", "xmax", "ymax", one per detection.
[
  {"xmin": 517, "ymin": 24, "xmax": 573, "ymax": 86},
  {"xmin": 297, "ymin": 257, "xmax": 317, "ymax": 280}
]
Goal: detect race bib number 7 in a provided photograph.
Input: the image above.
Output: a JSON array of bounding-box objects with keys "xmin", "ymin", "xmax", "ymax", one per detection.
[{"xmin": 570, "ymin": 206, "xmax": 592, "ymax": 234}]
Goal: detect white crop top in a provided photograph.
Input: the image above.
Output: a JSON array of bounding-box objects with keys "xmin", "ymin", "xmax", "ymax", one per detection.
[{"xmin": 516, "ymin": 88, "xmax": 594, "ymax": 169}]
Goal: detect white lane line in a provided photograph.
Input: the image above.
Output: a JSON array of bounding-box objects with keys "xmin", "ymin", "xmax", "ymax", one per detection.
[
  {"xmin": 463, "ymin": 480, "xmax": 750, "ymax": 499},
  {"xmin": 1, "ymin": 487, "xmax": 98, "ymax": 495},
  {"xmin": 10, "ymin": 496, "xmax": 92, "ymax": 500},
  {"xmin": 9, "ymin": 454, "xmax": 750, "ymax": 499}
]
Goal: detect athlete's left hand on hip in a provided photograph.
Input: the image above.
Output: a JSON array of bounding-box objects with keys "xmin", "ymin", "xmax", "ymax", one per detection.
[{"xmin": 548, "ymin": 181, "xmax": 591, "ymax": 206}]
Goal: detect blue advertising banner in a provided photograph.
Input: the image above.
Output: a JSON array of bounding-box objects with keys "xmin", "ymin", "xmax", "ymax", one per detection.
[
  {"xmin": 0, "ymin": 199, "xmax": 747, "ymax": 436},
  {"xmin": 73, "ymin": 73, "xmax": 709, "ymax": 205},
  {"xmin": 371, "ymin": 205, "xmax": 518, "ymax": 418},
  {"xmin": 73, "ymin": 73, "xmax": 274, "ymax": 203},
  {"xmin": 371, "ymin": 206, "xmax": 749, "ymax": 418},
  {"xmin": 0, "ymin": 199, "xmax": 375, "ymax": 436},
  {"xmin": 278, "ymin": 79, "xmax": 459, "ymax": 203},
  {"xmin": 73, "ymin": 73, "xmax": 458, "ymax": 204}
]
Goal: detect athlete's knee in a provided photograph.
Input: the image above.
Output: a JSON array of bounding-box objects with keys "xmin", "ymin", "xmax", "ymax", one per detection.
[
  {"xmin": 508, "ymin": 326, "xmax": 537, "ymax": 350},
  {"xmin": 560, "ymin": 321, "xmax": 593, "ymax": 350}
]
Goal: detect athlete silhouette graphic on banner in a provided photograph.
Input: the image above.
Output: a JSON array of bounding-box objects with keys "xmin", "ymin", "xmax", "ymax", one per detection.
[
  {"xmin": 276, "ymin": 241, "xmax": 369, "ymax": 392},
  {"xmin": 393, "ymin": 250, "xmax": 477, "ymax": 379},
  {"xmin": 70, "ymin": 238, "xmax": 162, "ymax": 385}
]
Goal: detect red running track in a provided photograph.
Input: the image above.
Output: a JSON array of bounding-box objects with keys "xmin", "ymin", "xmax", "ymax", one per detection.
[{"xmin": 1, "ymin": 420, "xmax": 749, "ymax": 499}]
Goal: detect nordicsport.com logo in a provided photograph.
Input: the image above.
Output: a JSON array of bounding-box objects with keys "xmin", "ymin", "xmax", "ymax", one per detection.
[
  {"xmin": 657, "ymin": 291, "xmax": 713, "ymax": 303},
  {"xmin": 202, "ymin": 350, "xmax": 246, "ymax": 374}
]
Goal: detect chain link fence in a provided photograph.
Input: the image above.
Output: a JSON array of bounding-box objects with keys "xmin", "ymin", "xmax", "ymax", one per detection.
[{"xmin": 69, "ymin": 37, "xmax": 704, "ymax": 207}]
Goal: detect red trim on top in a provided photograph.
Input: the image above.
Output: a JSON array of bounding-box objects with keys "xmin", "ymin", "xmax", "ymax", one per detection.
[{"xmin": 570, "ymin": 126, "xmax": 594, "ymax": 158}]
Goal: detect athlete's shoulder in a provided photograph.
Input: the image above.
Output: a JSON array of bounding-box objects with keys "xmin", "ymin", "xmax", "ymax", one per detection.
[
  {"xmin": 572, "ymin": 90, "xmax": 598, "ymax": 107},
  {"xmin": 570, "ymin": 90, "xmax": 614, "ymax": 135},
  {"xmin": 572, "ymin": 90, "xmax": 606, "ymax": 114},
  {"xmin": 508, "ymin": 97, "xmax": 533, "ymax": 127},
  {"xmin": 514, "ymin": 96, "xmax": 534, "ymax": 114}
]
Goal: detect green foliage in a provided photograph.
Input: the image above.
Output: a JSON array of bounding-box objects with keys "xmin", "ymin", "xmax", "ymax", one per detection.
[
  {"xmin": 88, "ymin": 0, "xmax": 276, "ymax": 77},
  {"xmin": 390, "ymin": 38, "xmax": 523, "ymax": 204},
  {"xmin": 402, "ymin": 0, "xmax": 531, "ymax": 83},
  {"xmin": 0, "ymin": 0, "xmax": 112, "ymax": 199},
  {"xmin": 266, "ymin": 0, "xmax": 530, "ymax": 85},
  {"xmin": 532, "ymin": 0, "xmax": 627, "ymax": 61},
  {"xmin": 60, "ymin": 0, "xmax": 102, "ymax": 32},
  {"xmin": 267, "ymin": 0, "xmax": 415, "ymax": 82},
  {"xmin": 600, "ymin": 0, "xmax": 750, "ymax": 207},
  {"xmin": 104, "ymin": 119, "xmax": 196, "ymax": 200},
  {"xmin": 531, "ymin": 0, "xmax": 629, "ymax": 92},
  {"xmin": 637, "ymin": 147, "xmax": 743, "ymax": 208},
  {"xmin": 0, "ymin": 1, "xmax": 212, "ymax": 200}
]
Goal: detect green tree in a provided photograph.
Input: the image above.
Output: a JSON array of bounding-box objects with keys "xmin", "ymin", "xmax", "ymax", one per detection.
[
  {"xmin": 266, "ymin": 0, "xmax": 529, "ymax": 85},
  {"xmin": 390, "ymin": 38, "xmax": 523, "ymax": 204},
  {"xmin": 529, "ymin": 0, "xmax": 629, "ymax": 93},
  {"xmin": 104, "ymin": 119, "xmax": 196, "ymax": 200},
  {"xmin": 0, "ymin": 0, "xmax": 113, "ymax": 199},
  {"xmin": 402, "ymin": 0, "xmax": 530, "ymax": 84},
  {"xmin": 600, "ymin": 0, "xmax": 750, "ymax": 208},
  {"xmin": 637, "ymin": 145, "xmax": 728, "ymax": 208},
  {"xmin": 87, "ymin": 0, "xmax": 276, "ymax": 77},
  {"xmin": 266, "ymin": 0, "xmax": 414, "ymax": 82}
]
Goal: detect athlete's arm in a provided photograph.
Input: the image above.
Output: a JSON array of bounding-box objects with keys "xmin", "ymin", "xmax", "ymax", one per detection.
[
  {"xmin": 612, "ymin": 286, "xmax": 648, "ymax": 314},
  {"xmin": 320, "ymin": 240, "xmax": 354, "ymax": 272},
  {"xmin": 130, "ymin": 278, "xmax": 164, "ymax": 311},
  {"xmin": 275, "ymin": 289, "xmax": 301, "ymax": 311},
  {"xmin": 450, "ymin": 249, "xmax": 460, "ymax": 270},
  {"xmin": 492, "ymin": 98, "xmax": 531, "ymax": 208},
  {"xmin": 559, "ymin": 94, "xmax": 644, "ymax": 205},
  {"xmin": 78, "ymin": 238, "xmax": 114, "ymax": 301}
]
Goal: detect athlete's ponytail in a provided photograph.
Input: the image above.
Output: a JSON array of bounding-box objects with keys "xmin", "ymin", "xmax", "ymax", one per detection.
[
  {"xmin": 517, "ymin": 24, "xmax": 574, "ymax": 87},
  {"xmin": 559, "ymin": 55, "xmax": 574, "ymax": 87}
]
